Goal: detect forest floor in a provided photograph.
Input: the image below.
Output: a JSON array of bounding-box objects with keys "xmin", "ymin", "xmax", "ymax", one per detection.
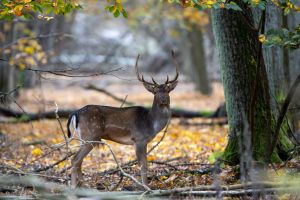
[{"xmin": 0, "ymin": 74, "xmax": 299, "ymax": 198}]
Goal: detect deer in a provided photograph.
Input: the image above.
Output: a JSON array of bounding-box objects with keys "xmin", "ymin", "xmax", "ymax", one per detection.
[{"xmin": 67, "ymin": 52, "xmax": 179, "ymax": 188}]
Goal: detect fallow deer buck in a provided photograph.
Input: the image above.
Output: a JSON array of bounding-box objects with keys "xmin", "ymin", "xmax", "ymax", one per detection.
[{"xmin": 67, "ymin": 52, "xmax": 179, "ymax": 187}]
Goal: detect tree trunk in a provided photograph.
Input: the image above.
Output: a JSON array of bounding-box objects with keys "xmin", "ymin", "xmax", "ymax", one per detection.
[
  {"xmin": 181, "ymin": 25, "xmax": 212, "ymax": 95},
  {"xmin": 0, "ymin": 21, "xmax": 17, "ymax": 100},
  {"xmin": 212, "ymin": 3, "xmax": 293, "ymax": 164},
  {"xmin": 288, "ymin": 9, "xmax": 300, "ymax": 131}
]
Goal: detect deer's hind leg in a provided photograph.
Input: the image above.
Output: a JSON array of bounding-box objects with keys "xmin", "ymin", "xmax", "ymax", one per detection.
[{"xmin": 71, "ymin": 143, "xmax": 93, "ymax": 187}]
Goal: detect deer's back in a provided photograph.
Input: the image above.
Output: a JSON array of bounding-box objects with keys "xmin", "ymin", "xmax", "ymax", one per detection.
[{"xmin": 73, "ymin": 105, "xmax": 153, "ymax": 144}]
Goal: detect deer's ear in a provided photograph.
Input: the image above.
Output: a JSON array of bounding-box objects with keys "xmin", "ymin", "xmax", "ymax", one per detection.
[
  {"xmin": 143, "ymin": 83, "xmax": 156, "ymax": 94},
  {"xmin": 166, "ymin": 81, "xmax": 178, "ymax": 92}
]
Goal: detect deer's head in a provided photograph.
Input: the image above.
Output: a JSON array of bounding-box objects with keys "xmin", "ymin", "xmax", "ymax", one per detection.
[{"xmin": 135, "ymin": 51, "xmax": 179, "ymax": 107}]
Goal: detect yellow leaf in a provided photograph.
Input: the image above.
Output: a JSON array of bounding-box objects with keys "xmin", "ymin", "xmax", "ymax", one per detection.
[
  {"xmin": 19, "ymin": 63, "xmax": 26, "ymax": 70},
  {"xmin": 252, "ymin": 0, "xmax": 260, "ymax": 5},
  {"xmin": 259, "ymin": 34, "xmax": 266, "ymax": 43},
  {"xmin": 13, "ymin": 5, "xmax": 23, "ymax": 16},
  {"xmin": 24, "ymin": 46, "xmax": 34, "ymax": 55},
  {"xmin": 206, "ymin": 0, "xmax": 215, "ymax": 5},
  {"xmin": 32, "ymin": 148, "xmax": 42, "ymax": 157},
  {"xmin": 24, "ymin": 0, "xmax": 32, "ymax": 3},
  {"xmin": 25, "ymin": 57, "xmax": 36, "ymax": 66},
  {"xmin": 5, "ymin": 2, "xmax": 15, "ymax": 7},
  {"xmin": 147, "ymin": 155, "xmax": 157, "ymax": 161},
  {"xmin": 58, "ymin": 161, "xmax": 66, "ymax": 169}
]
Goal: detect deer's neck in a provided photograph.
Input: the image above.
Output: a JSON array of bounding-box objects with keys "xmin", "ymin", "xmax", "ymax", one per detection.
[{"xmin": 149, "ymin": 100, "xmax": 171, "ymax": 135}]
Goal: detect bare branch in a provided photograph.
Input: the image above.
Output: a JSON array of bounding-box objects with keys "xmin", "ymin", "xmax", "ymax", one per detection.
[
  {"xmin": 268, "ymin": 72, "xmax": 300, "ymax": 160},
  {"xmin": 84, "ymin": 84, "xmax": 135, "ymax": 106},
  {"xmin": 0, "ymin": 33, "xmax": 74, "ymax": 50},
  {"xmin": 147, "ymin": 119, "xmax": 170, "ymax": 155}
]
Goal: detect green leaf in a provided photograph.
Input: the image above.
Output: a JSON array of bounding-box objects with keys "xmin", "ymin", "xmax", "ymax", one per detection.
[
  {"xmin": 33, "ymin": 3, "xmax": 43, "ymax": 13},
  {"xmin": 208, "ymin": 151, "xmax": 223, "ymax": 163},
  {"xmin": 23, "ymin": 13, "xmax": 32, "ymax": 19},
  {"xmin": 17, "ymin": 114, "xmax": 30, "ymax": 122},
  {"xmin": 121, "ymin": 9, "xmax": 128, "ymax": 18},
  {"xmin": 104, "ymin": 5, "xmax": 110, "ymax": 11},
  {"xmin": 225, "ymin": 2, "xmax": 242, "ymax": 11},
  {"xmin": 113, "ymin": 9, "xmax": 120, "ymax": 17},
  {"xmin": 109, "ymin": 5, "xmax": 115, "ymax": 13}
]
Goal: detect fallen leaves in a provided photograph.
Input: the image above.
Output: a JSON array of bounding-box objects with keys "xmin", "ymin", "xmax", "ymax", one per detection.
[
  {"xmin": 0, "ymin": 81, "xmax": 229, "ymax": 190},
  {"xmin": 31, "ymin": 148, "xmax": 43, "ymax": 157}
]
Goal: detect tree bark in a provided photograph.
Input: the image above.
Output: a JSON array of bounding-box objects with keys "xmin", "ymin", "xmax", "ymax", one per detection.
[
  {"xmin": 0, "ymin": 21, "xmax": 17, "ymax": 101},
  {"xmin": 212, "ymin": 2, "xmax": 293, "ymax": 164}
]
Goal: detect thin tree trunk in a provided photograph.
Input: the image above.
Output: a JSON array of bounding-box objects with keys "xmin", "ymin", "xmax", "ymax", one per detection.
[
  {"xmin": 0, "ymin": 21, "xmax": 17, "ymax": 100},
  {"xmin": 181, "ymin": 25, "xmax": 212, "ymax": 95}
]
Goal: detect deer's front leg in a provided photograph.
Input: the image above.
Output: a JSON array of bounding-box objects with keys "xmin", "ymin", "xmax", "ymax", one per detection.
[{"xmin": 135, "ymin": 143, "xmax": 148, "ymax": 186}]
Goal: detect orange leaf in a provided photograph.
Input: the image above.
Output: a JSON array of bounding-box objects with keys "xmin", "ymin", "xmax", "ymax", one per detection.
[{"xmin": 13, "ymin": 5, "xmax": 23, "ymax": 16}]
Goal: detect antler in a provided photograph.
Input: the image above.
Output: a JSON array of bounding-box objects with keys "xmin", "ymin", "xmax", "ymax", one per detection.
[
  {"xmin": 135, "ymin": 54, "xmax": 158, "ymax": 86},
  {"xmin": 135, "ymin": 52, "xmax": 179, "ymax": 86},
  {"xmin": 166, "ymin": 50, "xmax": 179, "ymax": 84}
]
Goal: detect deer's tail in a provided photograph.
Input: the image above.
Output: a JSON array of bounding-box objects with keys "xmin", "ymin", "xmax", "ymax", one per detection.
[
  {"xmin": 51, "ymin": 113, "xmax": 79, "ymax": 148},
  {"xmin": 67, "ymin": 112, "xmax": 79, "ymax": 138}
]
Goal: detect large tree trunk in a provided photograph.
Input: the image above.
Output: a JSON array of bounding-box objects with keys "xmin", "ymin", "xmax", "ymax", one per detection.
[{"xmin": 212, "ymin": 3, "xmax": 293, "ymax": 164}]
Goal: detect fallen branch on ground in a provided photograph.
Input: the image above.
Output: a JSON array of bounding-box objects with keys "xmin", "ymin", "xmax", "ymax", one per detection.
[
  {"xmin": 0, "ymin": 106, "xmax": 225, "ymax": 122},
  {"xmin": 0, "ymin": 175, "xmax": 298, "ymax": 199}
]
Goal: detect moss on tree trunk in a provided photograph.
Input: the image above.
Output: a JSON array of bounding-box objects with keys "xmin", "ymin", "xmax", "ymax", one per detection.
[{"xmin": 212, "ymin": 3, "xmax": 293, "ymax": 164}]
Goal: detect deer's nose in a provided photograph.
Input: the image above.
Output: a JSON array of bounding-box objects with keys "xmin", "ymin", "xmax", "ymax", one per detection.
[{"xmin": 161, "ymin": 97, "xmax": 169, "ymax": 104}]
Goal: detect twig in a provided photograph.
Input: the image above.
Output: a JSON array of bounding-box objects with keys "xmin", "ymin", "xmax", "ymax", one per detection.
[
  {"xmin": 268, "ymin": 72, "xmax": 300, "ymax": 159},
  {"xmin": 26, "ymin": 67, "xmax": 124, "ymax": 78},
  {"xmin": 120, "ymin": 95, "xmax": 128, "ymax": 108},
  {"xmin": 1, "ymin": 164, "xmax": 64, "ymax": 181},
  {"xmin": 84, "ymin": 84, "xmax": 135, "ymax": 106},
  {"xmin": 54, "ymin": 102, "xmax": 71, "ymax": 180},
  {"xmin": 75, "ymin": 139, "xmax": 151, "ymax": 191},
  {"xmin": 147, "ymin": 119, "xmax": 170, "ymax": 155},
  {"xmin": 97, "ymin": 157, "xmax": 183, "ymax": 176},
  {"xmin": 0, "ymin": 33, "xmax": 73, "ymax": 50},
  {"xmin": 96, "ymin": 121, "xmax": 171, "ymax": 177},
  {"xmin": 54, "ymin": 102, "xmax": 69, "ymax": 151},
  {"xmin": 30, "ymin": 143, "xmax": 67, "ymax": 164},
  {"xmin": 32, "ymin": 152, "xmax": 75, "ymax": 173},
  {"xmin": 109, "ymin": 174, "xmax": 124, "ymax": 191},
  {"xmin": 0, "ymin": 86, "xmax": 21, "ymax": 99}
]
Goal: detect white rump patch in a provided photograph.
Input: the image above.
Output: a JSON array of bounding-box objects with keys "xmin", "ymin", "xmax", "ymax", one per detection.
[{"xmin": 69, "ymin": 115, "xmax": 82, "ymax": 144}]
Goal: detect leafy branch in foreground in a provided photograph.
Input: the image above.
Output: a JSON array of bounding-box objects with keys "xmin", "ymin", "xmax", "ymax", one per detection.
[
  {"xmin": 0, "ymin": 0, "xmax": 82, "ymax": 20},
  {"xmin": 260, "ymin": 26, "xmax": 300, "ymax": 49}
]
